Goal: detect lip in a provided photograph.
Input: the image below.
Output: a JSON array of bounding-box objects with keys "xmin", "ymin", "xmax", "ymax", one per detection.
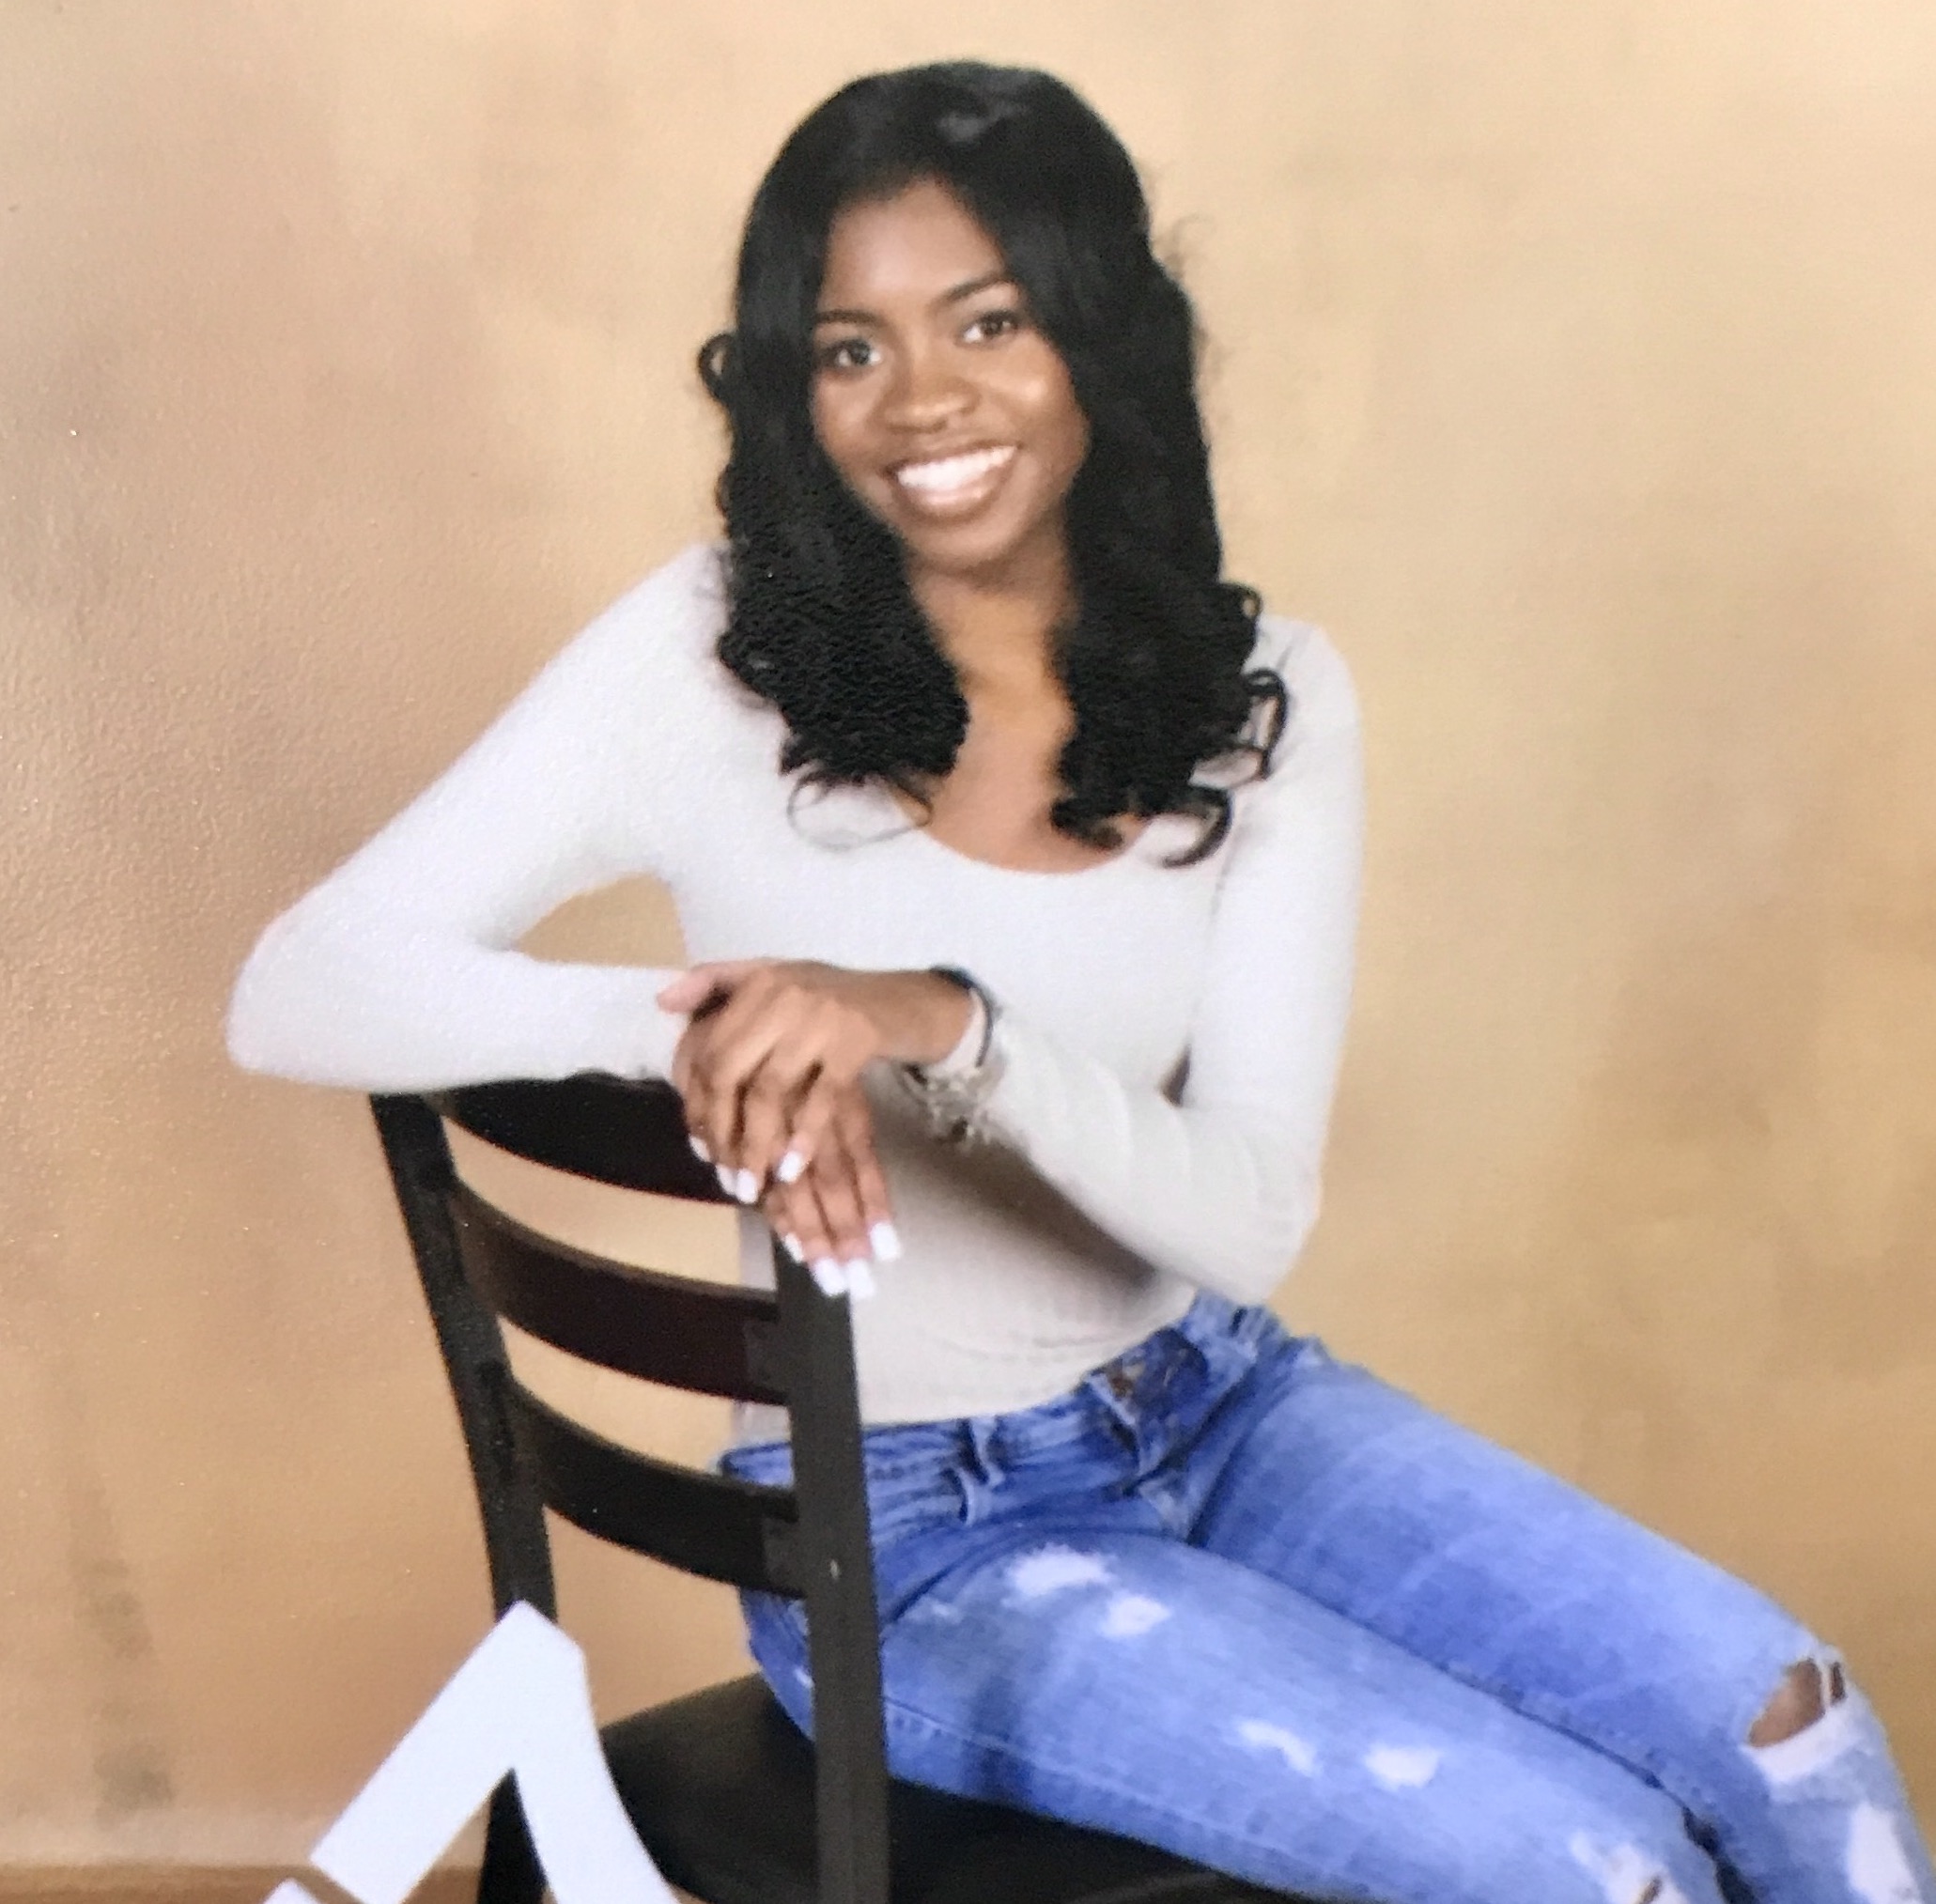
[{"xmin": 888, "ymin": 441, "xmax": 1018, "ymax": 517}]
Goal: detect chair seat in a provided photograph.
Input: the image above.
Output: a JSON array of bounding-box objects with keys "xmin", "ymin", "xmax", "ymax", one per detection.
[{"xmin": 603, "ymin": 1674, "xmax": 1299, "ymax": 1904}]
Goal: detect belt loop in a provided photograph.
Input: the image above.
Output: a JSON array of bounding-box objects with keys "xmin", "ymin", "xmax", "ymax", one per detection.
[
  {"xmin": 965, "ymin": 1415, "xmax": 1005, "ymax": 1489},
  {"xmin": 949, "ymin": 1415, "xmax": 1007, "ymax": 1527},
  {"xmin": 1179, "ymin": 1292, "xmax": 1248, "ymax": 1382},
  {"xmin": 1085, "ymin": 1368, "xmax": 1143, "ymax": 1458}
]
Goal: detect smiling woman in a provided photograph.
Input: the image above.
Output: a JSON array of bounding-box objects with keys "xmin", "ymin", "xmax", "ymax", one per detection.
[
  {"xmin": 808, "ymin": 182, "xmax": 1091, "ymax": 584},
  {"xmin": 224, "ymin": 58, "xmax": 1936, "ymax": 1904},
  {"xmin": 694, "ymin": 64, "xmax": 1281, "ymax": 891},
  {"xmin": 802, "ymin": 181, "xmax": 1110, "ymax": 875}
]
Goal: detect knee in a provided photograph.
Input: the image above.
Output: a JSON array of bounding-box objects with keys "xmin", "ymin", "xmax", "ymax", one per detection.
[{"xmin": 1746, "ymin": 1654, "xmax": 1848, "ymax": 1748}]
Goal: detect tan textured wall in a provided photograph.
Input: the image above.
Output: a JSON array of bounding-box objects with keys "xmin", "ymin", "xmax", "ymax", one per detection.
[{"xmin": 3, "ymin": 0, "xmax": 1933, "ymax": 1867}]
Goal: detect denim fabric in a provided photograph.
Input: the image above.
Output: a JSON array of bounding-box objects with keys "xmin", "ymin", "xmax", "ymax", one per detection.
[{"xmin": 723, "ymin": 1294, "xmax": 1933, "ymax": 1904}]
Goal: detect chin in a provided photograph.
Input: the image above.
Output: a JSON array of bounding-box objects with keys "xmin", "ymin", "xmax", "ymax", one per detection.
[{"xmin": 890, "ymin": 507, "xmax": 1061, "ymax": 587}]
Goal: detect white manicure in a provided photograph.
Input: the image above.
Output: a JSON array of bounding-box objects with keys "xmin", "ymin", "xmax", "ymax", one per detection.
[
  {"xmin": 735, "ymin": 1167, "xmax": 760, "ymax": 1204},
  {"xmin": 715, "ymin": 1164, "xmax": 736, "ymax": 1199},
  {"xmin": 776, "ymin": 1149, "xmax": 806, "ymax": 1184},
  {"xmin": 781, "ymin": 1232, "xmax": 805, "ymax": 1263},
  {"xmin": 868, "ymin": 1221, "xmax": 904, "ymax": 1262},
  {"xmin": 689, "ymin": 1134, "xmax": 711, "ymax": 1164},
  {"xmin": 844, "ymin": 1258, "xmax": 876, "ymax": 1300},
  {"xmin": 809, "ymin": 1257, "xmax": 847, "ymax": 1297}
]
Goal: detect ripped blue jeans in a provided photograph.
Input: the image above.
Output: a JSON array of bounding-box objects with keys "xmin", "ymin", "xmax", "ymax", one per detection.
[{"xmin": 722, "ymin": 1293, "xmax": 1933, "ymax": 1904}]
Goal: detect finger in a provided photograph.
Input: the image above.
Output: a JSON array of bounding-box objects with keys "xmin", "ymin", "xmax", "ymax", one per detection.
[
  {"xmin": 762, "ymin": 1176, "xmax": 851, "ymax": 1298},
  {"xmin": 760, "ymin": 1188, "xmax": 807, "ymax": 1270},
  {"xmin": 798, "ymin": 1099, "xmax": 886, "ymax": 1293},
  {"xmin": 671, "ymin": 1006, "xmax": 720, "ymax": 1154},
  {"xmin": 705, "ymin": 993, "xmax": 862, "ymax": 1199},
  {"xmin": 824, "ymin": 1092, "xmax": 896, "ymax": 1266},
  {"xmin": 804, "ymin": 1111, "xmax": 876, "ymax": 1272},
  {"xmin": 682, "ymin": 979, "xmax": 791, "ymax": 1189},
  {"xmin": 655, "ymin": 968, "xmax": 711, "ymax": 1014},
  {"xmin": 841, "ymin": 1108, "xmax": 900, "ymax": 1262},
  {"xmin": 770, "ymin": 1031, "xmax": 871, "ymax": 1184},
  {"xmin": 667, "ymin": 1020, "xmax": 715, "ymax": 1163},
  {"xmin": 656, "ymin": 959, "xmax": 771, "ymax": 1014},
  {"xmin": 728, "ymin": 1005, "xmax": 826, "ymax": 1192}
]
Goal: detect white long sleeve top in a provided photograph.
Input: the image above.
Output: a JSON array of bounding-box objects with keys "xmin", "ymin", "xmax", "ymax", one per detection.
[{"xmin": 227, "ymin": 542, "xmax": 1365, "ymax": 1424}]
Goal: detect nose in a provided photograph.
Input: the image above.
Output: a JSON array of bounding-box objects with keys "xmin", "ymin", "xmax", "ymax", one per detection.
[{"xmin": 881, "ymin": 341, "xmax": 971, "ymax": 433}]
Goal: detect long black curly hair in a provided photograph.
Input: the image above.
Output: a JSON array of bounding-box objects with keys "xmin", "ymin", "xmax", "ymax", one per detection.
[{"xmin": 697, "ymin": 60, "xmax": 1288, "ymax": 866}]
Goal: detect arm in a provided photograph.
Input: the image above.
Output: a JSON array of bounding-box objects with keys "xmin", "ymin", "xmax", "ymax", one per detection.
[
  {"xmin": 225, "ymin": 548, "xmax": 720, "ymax": 1092},
  {"xmin": 981, "ymin": 629, "xmax": 1365, "ymax": 1306}
]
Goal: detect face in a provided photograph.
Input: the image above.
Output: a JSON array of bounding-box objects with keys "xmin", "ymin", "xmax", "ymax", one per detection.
[{"xmin": 809, "ymin": 178, "xmax": 1091, "ymax": 590}]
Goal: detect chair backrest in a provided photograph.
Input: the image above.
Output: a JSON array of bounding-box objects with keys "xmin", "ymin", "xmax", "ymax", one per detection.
[{"xmin": 369, "ymin": 1076, "xmax": 890, "ymax": 1904}]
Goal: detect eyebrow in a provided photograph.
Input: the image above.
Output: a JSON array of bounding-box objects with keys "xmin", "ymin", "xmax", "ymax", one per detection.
[{"xmin": 813, "ymin": 271, "xmax": 1017, "ymax": 327}]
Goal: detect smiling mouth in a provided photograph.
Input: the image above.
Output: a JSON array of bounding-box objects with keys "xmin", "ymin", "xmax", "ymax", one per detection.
[{"xmin": 891, "ymin": 443, "xmax": 1017, "ymax": 507}]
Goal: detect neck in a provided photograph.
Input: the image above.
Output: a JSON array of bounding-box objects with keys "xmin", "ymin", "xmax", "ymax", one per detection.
[{"xmin": 907, "ymin": 531, "xmax": 1075, "ymax": 704}]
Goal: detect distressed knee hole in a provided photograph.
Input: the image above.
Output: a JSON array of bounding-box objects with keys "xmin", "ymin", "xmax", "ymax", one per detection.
[
  {"xmin": 1568, "ymin": 1833, "xmax": 1691, "ymax": 1904},
  {"xmin": 1747, "ymin": 1656, "xmax": 1848, "ymax": 1747}
]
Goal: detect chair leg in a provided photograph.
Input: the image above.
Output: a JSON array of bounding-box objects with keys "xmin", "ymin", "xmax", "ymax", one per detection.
[{"xmin": 475, "ymin": 1778, "xmax": 547, "ymax": 1904}]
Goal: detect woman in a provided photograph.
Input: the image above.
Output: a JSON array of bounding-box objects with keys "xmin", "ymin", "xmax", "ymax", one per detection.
[{"xmin": 227, "ymin": 60, "xmax": 1930, "ymax": 1904}]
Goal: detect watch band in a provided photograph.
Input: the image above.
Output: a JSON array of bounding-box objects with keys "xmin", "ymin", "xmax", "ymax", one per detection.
[
  {"xmin": 922, "ymin": 966, "xmax": 994, "ymax": 1072},
  {"xmin": 896, "ymin": 967, "xmax": 1006, "ymax": 1145}
]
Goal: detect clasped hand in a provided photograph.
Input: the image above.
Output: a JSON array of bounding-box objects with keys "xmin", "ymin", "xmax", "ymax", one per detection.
[{"xmin": 654, "ymin": 960, "xmax": 970, "ymax": 1291}]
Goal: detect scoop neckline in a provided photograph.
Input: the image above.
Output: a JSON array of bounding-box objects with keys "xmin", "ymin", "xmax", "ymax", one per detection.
[
  {"xmin": 898, "ymin": 816, "xmax": 1152, "ymax": 881},
  {"xmin": 877, "ymin": 784, "xmax": 1174, "ymax": 881}
]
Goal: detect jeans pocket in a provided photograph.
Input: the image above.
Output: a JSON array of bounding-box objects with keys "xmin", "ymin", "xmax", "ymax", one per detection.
[{"xmin": 741, "ymin": 1588, "xmax": 808, "ymax": 1669}]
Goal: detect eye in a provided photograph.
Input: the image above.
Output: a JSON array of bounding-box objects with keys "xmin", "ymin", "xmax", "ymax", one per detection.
[
  {"xmin": 963, "ymin": 306, "xmax": 1024, "ymax": 344},
  {"xmin": 814, "ymin": 334, "xmax": 876, "ymax": 373}
]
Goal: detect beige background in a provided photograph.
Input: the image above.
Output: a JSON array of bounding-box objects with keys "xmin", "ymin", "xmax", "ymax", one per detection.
[{"xmin": 3, "ymin": 0, "xmax": 1933, "ymax": 1877}]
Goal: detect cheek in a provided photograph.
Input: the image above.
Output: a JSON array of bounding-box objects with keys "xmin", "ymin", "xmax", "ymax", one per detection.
[
  {"xmin": 1056, "ymin": 405, "xmax": 1092, "ymax": 482},
  {"xmin": 1018, "ymin": 362, "xmax": 1090, "ymax": 484},
  {"xmin": 810, "ymin": 385, "xmax": 870, "ymax": 488},
  {"xmin": 1036, "ymin": 398, "xmax": 1091, "ymax": 498}
]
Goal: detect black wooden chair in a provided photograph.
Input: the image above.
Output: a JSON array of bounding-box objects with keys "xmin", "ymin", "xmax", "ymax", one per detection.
[{"xmin": 371, "ymin": 1073, "xmax": 1298, "ymax": 1904}]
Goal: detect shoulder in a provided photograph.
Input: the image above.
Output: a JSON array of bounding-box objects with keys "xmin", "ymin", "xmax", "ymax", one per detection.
[
  {"xmin": 557, "ymin": 539, "xmax": 729, "ymax": 684},
  {"xmin": 521, "ymin": 540, "xmax": 753, "ymax": 736},
  {"xmin": 1213, "ymin": 608, "xmax": 1364, "ymax": 851},
  {"xmin": 1247, "ymin": 611, "xmax": 1361, "ymax": 745}
]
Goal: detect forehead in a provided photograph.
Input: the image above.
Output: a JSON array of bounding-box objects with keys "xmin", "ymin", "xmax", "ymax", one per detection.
[{"xmin": 818, "ymin": 178, "xmax": 1009, "ymax": 304}]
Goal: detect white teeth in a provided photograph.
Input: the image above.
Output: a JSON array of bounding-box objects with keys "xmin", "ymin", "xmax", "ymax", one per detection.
[{"xmin": 894, "ymin": 444, "xmax": 1014, "ymax": 496}]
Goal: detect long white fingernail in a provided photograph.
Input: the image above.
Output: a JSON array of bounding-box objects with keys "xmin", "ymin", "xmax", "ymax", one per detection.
[
  {"xmin": 810, "ymin": 1257, "xmax": 847, "ymax": 1297},
  {"xmin": 689, "ymin": 1134, "xmax": 711, "ymax": 1164},
  {"xmin": 735, "ymin": 1167, "xmax": 759, "ymax": 1203},
  {"xmin": 781, "ymin": 1232, "xmax": 805, "ymax": 1263},
  {"xmin": 868, "ymin": 1221, "xmax": 903, "ymax": 1262},
  {"xmin": 844, "ymin": 1259, "xmax": 876, "ymax": 1300},
  {"xmin": 715, "ymin": 1164, "xmax": 736, "ymax": 1199},
  {"xmin": 776, "ymin": 1149, "xmax": 806, "ymax": 1184}
]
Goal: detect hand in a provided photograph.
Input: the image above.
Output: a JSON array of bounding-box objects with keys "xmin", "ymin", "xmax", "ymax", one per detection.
[
  {"xmin": 655, "ymin": 960, "xmax": 969, "ymax": 1269},
  {"xmin": 759, "ymin": 1083, "xmax": 896, "ymax": 1296}
]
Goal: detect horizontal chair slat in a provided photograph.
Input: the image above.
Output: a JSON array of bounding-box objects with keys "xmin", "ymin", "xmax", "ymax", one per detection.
[
  {"xmin": 448, "ymin": 1183, "xmax": 786, "ymax": 1405},
  {"xmin": 429, "ymin": 1076, "xmax": 724, "ymax": 1201},
  {"xmin": 507, "ymin": 1382, "xmax": 802, "ymax": 1595}
]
